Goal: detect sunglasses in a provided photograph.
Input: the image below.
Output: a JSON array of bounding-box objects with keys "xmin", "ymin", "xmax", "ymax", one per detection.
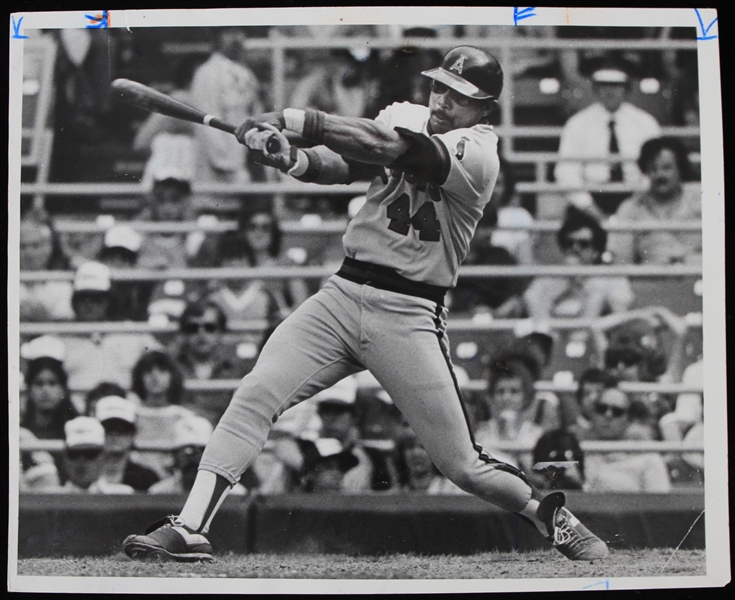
[
  {"xmin": 182, "ymin": 322, "xmax": 219, "ymax": 334},
  {"xmin": 66, "ymin": 448, "xmax": 103, "ymax": 461},
  {"xmin": 430, "ymin": 80, "xmax": 472, "ymax": 107},
  {"xmin": 592, "ymin": 403, "xmax": 627, "ymax": 418},
  {"xmin": 247, "ymin": 222, "xmax": 272, "ymax": 231},
  {"xmin": 561, "ymin": 238, "xmax": 594, "ymax": 251},
  {"xmin": 605, "ymin": 349, "xmax": 642, "ymax": 368},
  {"xmin": 103, "ymin": 421, "xmax": 136, "ymax": 434}
]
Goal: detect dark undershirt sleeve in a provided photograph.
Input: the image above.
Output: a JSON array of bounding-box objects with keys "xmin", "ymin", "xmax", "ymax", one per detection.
[{"xmin": 386, "ymin": 126, "xmax": 451, "ymax": 186}]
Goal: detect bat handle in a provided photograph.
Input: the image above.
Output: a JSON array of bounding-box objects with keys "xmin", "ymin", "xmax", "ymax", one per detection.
[
  {"xmin": 204, "ymin": 115, "xmax": 237, "ymax": 135},
  {"xmin": 266, "ymin": 135, "xmax": 281, "ymax": 154}
]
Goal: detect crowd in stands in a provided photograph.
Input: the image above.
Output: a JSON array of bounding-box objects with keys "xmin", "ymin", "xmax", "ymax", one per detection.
[{"xmin": 17, "ymin": 25, "xmax": 703, "ymax": 497}]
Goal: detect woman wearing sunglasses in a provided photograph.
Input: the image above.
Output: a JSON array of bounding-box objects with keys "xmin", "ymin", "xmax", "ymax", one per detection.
[{"xmin": 523, "ymin": 206, "xmax": 633, "ymax": 322}]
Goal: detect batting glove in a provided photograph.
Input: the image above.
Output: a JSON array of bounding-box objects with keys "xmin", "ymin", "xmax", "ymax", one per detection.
[
  {"xmin": 235, "ymin": 111, "xmax": 285, "ymax": 143},
  {"xmin": 245, "ymin": 123, "xmax": 297, "ymax": 173}
]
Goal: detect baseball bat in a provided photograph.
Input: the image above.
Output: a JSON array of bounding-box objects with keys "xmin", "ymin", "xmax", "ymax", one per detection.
[{"xmin": 110, "ymin": 78, "xmax": 280, "ymax": 152}]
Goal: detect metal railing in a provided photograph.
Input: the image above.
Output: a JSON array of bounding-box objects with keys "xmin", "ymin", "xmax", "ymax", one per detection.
[
  {"xmin": 17, "ymin": 316, "xmax": 703, "ymax": 337},
  {"xmin": 45, "ymin": 219, "xmax": 703, "ymax": 235},
  {"xmin": 19, "ymin": 180, "xmax": 703, "ymax": 197},
  {"xmin": 18, "ymin": 263, "xmax": 702, "ymax": 284},
  {"xmin": 18, "ymin": 437, "xmax": 704, "ymax": 455}
]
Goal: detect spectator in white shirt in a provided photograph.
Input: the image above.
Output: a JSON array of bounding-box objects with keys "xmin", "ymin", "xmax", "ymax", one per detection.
[
  {"xmin": 62, "ymin": 262, "xmax": 160, "ymax": 405},
  {"xmin": 556, "ymin": 60, "xmax": 661, "ymax": 217}
]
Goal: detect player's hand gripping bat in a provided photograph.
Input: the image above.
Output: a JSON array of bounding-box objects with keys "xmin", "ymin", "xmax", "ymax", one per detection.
[{"xmin": 110, "ymin": 78, "xmax": 281, "ymax": 153}]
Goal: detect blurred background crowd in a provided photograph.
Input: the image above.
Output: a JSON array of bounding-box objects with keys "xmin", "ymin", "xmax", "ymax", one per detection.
[{"xmin": 17, "ymin": 24, "xmax": 703, "ymax": 499}]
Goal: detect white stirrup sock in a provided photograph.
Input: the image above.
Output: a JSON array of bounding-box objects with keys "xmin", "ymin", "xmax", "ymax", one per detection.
[
  {"xmin": 519, "ymin": 498, "xmax": 548, "ymax": 536},
  {"xmin": 179, "ymin": 470, "xmax": 232, "ymax": 534}
]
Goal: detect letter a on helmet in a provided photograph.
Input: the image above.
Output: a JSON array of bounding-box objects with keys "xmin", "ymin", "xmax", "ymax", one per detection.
[{"xmin": 421, "ymin": 46, "xmax": 504, "ymax": 101}]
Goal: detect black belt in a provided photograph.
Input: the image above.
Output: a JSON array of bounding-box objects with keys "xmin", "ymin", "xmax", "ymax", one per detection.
[{"xmin": 336, "ymin": 257, "xmax": 447, "ymax": 305}]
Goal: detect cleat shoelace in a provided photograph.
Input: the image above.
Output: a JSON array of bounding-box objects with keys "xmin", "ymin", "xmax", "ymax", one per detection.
[{"xmin": 552, "ymin": 509, "xmax": 580, "ymax": 548}]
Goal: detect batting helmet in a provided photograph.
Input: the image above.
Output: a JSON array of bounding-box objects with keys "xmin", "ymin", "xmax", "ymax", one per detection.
[{"xmin": 421, "ymin": 46, "xmax": 503, "ymax": 101}]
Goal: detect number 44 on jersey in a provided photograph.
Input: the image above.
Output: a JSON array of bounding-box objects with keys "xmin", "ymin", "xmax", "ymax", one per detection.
[{"xmin": 387, "ymin": 193, "xmax": 441, "ymax": 242}]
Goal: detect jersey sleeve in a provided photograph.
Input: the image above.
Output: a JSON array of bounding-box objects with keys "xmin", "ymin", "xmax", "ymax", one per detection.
[
  {"xmin": 374, "ymin": 101, "xmax": 430, "ymax": 130},
  {"xmin": 433, "ymin": 126, "xmax": 500, "ymax": 207}
]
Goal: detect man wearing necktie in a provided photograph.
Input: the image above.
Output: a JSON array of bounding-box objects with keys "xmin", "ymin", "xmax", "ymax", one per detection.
[{"xmin": 556, "ymin": 60, "xmax": 661, "ymax": 217}]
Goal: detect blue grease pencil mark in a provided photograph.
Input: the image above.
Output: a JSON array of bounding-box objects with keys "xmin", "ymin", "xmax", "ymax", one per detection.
[
  {"xmin": 514, "ymin": 7, "xmax": 537, "ymax": 26},
  {"xmin": 583, "ymin": 579, "xmax": 610, "ymax": 590},
  {"xmin": 85, "ymin": 10, "xmax": 110, "ymax": 29},
  {"xmin": 694, "ymin": 9, "xmax": 718, "ymax": 40},
  {"xmin": 12, "ymin": 16, "xmax": 29, "ymax": 39}
]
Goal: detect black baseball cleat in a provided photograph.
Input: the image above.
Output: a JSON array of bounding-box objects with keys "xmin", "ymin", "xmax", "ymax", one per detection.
[
  {"xmin": 123, "ymin": 515, "xmax": 213, "ymax": 562},
  {"xmin": 537, "ymin": 492, "xmax": 609, "ymax": 561}
]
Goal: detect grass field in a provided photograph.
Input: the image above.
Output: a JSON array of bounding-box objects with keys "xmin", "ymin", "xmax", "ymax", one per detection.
[{"xmin": 16, "ymin": 548, "xmax": 705, "ymax": 580}]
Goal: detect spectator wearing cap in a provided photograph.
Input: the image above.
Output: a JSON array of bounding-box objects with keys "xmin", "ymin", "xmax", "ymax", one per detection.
[
  {"xmin": 19, "ymin": 215, "xmax": 74, "ymax": 321},
  {"xmin": 149, "ymin": 414, "xmax": 246, "ymax": 495},
  {"xmin": 83, "ymin": 382, "xmax": 130, "ymax": 417},
  {"xmin": 20, "ymin": 336, "xmax": 78, "ymax": 441},
  {"xmin": 70, "ymin": 261, "xmax": 112, "ymax": 322},
  {"xmin": 59, "ymin": 417, "xmax": 135, "ymax": 494},
  {"xmin": 98, "ymin": 224, "xmax": 151, "ymax": 321},
  {"xmin": 172, "ymin": 300, "xmax": 253, "ymax": 425},
  {"xmin": 95, "ymin": 395, "xmax": 160, "ymax": 492},
  {"xmin": 298, "ymin": 438, "xmax": 362, "ymax": 493},
  {"xmin": 296, "ymin": 378, "xmax": 388, "ymax": 493},
  {"xmin": 61, "ymin": 261, "xmax": 161, "ymax": 401},
  {"xmin": 607, "ymin": 136, "xmax": 702, "ymax": 265},
  {"xmin": 135, "ymin": 168, "xmax": 206, "ymax": 269},
  {"xmin": 555, "ymin": 60, "xmax": 661, "ymax": 217},
  {"xmin": 582, "ymin": 387, "xmax": 672, "ymax": 493}
]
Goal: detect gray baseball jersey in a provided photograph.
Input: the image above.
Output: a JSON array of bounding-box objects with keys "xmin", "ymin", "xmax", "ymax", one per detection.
[
  {"xmin": 344, "ymin": 102, "xmax": 500, "ymax": 288},
  {"xmin": 200, "ymin": 101, "xmax": 535, "ymax": 512}
]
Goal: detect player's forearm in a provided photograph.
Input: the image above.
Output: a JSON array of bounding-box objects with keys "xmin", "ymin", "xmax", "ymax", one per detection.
[
  {"xmin": 284, "ymin": 109, "xmax": 411, "ymax": 166},
  {"xmin": 321, "ymin": 113, "xmax": 411, "ymax": 166}
]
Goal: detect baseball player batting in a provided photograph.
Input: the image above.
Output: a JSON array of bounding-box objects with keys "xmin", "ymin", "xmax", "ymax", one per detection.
[{"xmin": 123, "ymin": 46, "xmax": 608, "ymax": 562}]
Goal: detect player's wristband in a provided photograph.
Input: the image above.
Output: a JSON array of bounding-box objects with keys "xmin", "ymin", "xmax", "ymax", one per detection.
[
  {"xmin": 283, "ymin": 108, "xmax": 306, "ymax": 136},
  {"xmin": 302, "ymin": 110, "xmax": 325, "ymax": 144},
  {"xmin": 287, "ymin": 148, "xmax": 309, "ymax": 177}
]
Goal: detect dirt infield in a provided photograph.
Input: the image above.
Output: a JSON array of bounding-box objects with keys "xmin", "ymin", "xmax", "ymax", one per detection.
[{"xmin": 17, "ymin": 548, "xmax": 705, "ymax": 579}]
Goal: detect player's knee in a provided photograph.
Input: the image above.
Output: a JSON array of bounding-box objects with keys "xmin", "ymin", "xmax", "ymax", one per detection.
[
  {"xmin": 223, "ymin": 374, "xmax": 281, "ymax": 428},
  {"xmin": 436, "ymin": 459, "xmax": 479, "ymax": 493}
]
